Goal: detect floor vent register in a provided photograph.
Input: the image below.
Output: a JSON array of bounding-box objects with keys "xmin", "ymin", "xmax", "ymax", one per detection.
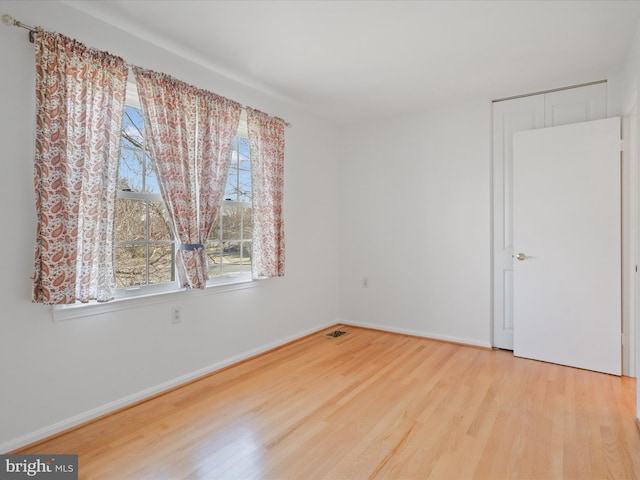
[{"xmin": 324, "ymin": 330, "xmax": 348, "ymax": 338}]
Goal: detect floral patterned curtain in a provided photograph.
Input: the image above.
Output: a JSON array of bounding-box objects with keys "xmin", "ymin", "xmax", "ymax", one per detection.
[
  {"xmin": 246, "ymin": 108, "xmax": 286, "ymax": 278},
  {"xmin": 133, "ymin": 67, "xmax": 241, "ymax": 289},
  {"xmin": 32, "ymin": 31, "xmax": 127, "ymax": 304}
]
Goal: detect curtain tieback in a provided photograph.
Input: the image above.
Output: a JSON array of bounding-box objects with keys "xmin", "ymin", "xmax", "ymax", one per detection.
[{"xmin": 179, "ymin": 243, "xmax": 204, "ymax": 251}]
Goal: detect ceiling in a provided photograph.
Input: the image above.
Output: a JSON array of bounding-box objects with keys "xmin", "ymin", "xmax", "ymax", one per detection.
[{"xmin": 65, "ymin": 1, "xmax": 640, "ymax": 124}]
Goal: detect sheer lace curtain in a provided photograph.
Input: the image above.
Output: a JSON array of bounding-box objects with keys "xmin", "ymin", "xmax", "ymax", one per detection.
[
  {"xmin": 133, "ymin": 67, "xmax": 241, "ymax": 289},
  {"xmin": 32, "ymin": 31, "xmax": 127, "ymax": 304},
  {"xmin": 246, "ymin": 108, "xmax": 286, "ymax": 278}
]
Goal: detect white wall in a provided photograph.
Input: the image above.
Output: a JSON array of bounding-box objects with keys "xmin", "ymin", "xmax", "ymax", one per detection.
[
  {"xmin": 0, "ymin": 0, "xmax": 341, "ymax": 451},
  {"xmin": 338, "ymin": 100, "xmax": 492, "ymax": 347}
]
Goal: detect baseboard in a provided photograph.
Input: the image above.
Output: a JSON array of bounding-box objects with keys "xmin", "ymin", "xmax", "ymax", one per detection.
[
  {"xmin": 341, "ymin": 319, "xmax": 492, "ymax": 349},
  {"xmin": 1, "ymin": 320, "xmax": 339, "ymax": 454}
]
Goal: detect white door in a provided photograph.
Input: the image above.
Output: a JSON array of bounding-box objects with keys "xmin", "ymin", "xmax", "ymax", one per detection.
[
  {"xmin": 492, "ymin": 83, "xmax": 607, "ymax": 350},
  {"xmin": 513, "ymin": 117, "xmax": 621, "ymax": 375}
]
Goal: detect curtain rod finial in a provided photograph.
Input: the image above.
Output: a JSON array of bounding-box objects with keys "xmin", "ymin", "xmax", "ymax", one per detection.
[{"xmin": 2, "ymin": 14, "xmax": 15, "ymax": 27}]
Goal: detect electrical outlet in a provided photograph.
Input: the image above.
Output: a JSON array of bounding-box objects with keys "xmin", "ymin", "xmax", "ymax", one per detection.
[
  {"xmin": 172, "ymin": 306, "xmax": 182, "ymax": 324},
  {"xmin": 362, "ymin": 277, "xmax": 368, "ymax": 288}
]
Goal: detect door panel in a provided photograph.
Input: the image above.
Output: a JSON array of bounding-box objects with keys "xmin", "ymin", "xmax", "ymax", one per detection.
[
  {"xmin": 545, "ymin": 82, "xmax": 607, "ymax": 127},
  {"xmin": 513, "ymin": 117, "xmax": 621, "ymax": 375}
]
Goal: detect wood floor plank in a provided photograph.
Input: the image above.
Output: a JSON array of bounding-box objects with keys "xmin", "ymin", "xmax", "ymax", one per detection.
[{"xmin": 16, "ymin": 326, "xmax": 640, "ymax": 479}]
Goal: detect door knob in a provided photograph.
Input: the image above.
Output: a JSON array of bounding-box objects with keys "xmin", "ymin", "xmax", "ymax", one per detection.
[{"xmin": 516, "ymin": 253, "xmax": 526, "ymax": 261}]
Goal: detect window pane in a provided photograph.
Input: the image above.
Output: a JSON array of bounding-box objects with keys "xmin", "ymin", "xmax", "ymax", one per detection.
[
  {"xmin": 226, "ymin": 137, "xmax": 251, "ymax": 202},
  {"xmin": 122, "ymin": 106, "xmax": 144, "ymax": 149},
  {"xmin": 119, "ymin": 146, "xmax": 146, "ymax": 192},
  {"xmin": 115, "ymin": 245, "xmax": 147, "ymax": 288},
  {"xmin": 241, "ymin": 241, "xmax": 252, "ymax": 265},
  {"xmin": 222, "ymin": 206, "xmax": 242, "ymax": 241},
  {"xmin": 208, "ymin": 214, "xmax": 221, "ymax": 241},
  {"xmin": 237, "ymin": 168, "xmax": 251, "ymax": 203},
  {"xmin": 145, "ymin": 153, "xmax": 160, "ymax": 194},
  {"xmin": 206, "ymin": 242, "xmax": 222, "ymax": 277},
  {"xmin": 222, "ymin": 241, "xmax": 242, "ymax": 273},
  {"xmin": 148, "ymin": 244, "xmax": 174, "ymax": 284},
  {"xmin": 205, "ymin": 206, "xmax": 252, "ymax": 280},
  {"xmin": 243, "ymin": 207, "xmax": 253, "ymax": 239},
  {"xmin": 225, "ymin": 137, "xmax": 238, "ymax": 201},
  {"xmin": 120, "ymin": 105, "xmax": 160, "ymax": 194},
  {"xmin": 148, "ymin": 201, "xmax": 172, "ymax": 241},
  {"xmin": 238, "ymin": 137, "xmax": 250, "ymax": 168},
  {"xmin": 225, "ymin": 169, "xmax": 238, "ymax": 201},
  {"xmin": 120, "ymin": 106, "xmax": 146, "ymax": 193},
  {"xmin": 237, "ymin": 137, "xmax": 251, "ymax": 202},
  {"xmin": 115, "ymin": 199, "xmax": 146, "ymax": 242}
]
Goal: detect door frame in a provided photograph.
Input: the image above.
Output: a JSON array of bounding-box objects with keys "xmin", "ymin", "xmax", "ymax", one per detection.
[
  {"xmin": 622, "ymin": 90, "xmax": 638, "ymax": 378},
  {"xmin": 490, "ymin": 84, "xmax": 637, "ymax": 377}
]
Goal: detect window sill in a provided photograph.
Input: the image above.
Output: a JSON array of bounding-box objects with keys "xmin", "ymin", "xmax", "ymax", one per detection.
[{"xmin": 51, "ymin": 276, "xmax": 259, "ymax": 322}]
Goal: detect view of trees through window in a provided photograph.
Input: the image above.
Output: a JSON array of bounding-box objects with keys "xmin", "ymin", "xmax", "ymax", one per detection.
[{"xmin": 114, "ymin": 104, "xmax": 252, "ymax": 289}]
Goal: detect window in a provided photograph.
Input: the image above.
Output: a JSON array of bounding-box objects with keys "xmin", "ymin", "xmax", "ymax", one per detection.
[{"xmin": 114, "ymin": 90, "xmax": 252, "ymax": 297}]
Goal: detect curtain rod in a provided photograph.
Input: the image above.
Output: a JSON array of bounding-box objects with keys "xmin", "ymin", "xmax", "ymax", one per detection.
[
  {"xmin": 1, "ymin": 13, "xmax": 292, "ymax": 128},
  {"xmin": 2, "ymin": 14, "xmax": 40, "ymax": 43}
]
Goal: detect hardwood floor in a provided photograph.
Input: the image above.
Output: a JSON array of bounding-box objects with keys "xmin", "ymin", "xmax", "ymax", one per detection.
[{"xmin": 18, "ymin": 326, "xmax": 640, "ymax": 479}]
